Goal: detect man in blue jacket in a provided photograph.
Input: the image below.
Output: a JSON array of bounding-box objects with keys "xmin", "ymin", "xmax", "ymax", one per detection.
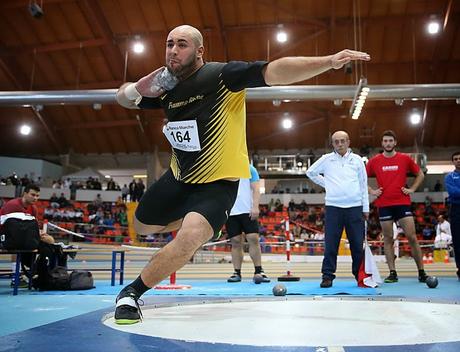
[{"xmin": 445, "ymin": 151, "xmax": 460, "ymax": 280}]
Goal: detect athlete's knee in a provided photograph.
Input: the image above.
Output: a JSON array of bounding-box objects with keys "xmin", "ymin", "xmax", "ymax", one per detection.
[
  {"xmin": 245, "ymin": 233, "xmax": 260, "ymax": 246},
  {"xmin": 177, "ymin": 226, "xmax": 212, "ymax": 249},
  {"xmin": 406, "ymin": 233, "xmax": 419, "ymax": 245},
  {"xmin": 230, "ymin": 235, "xmax": 243, "ymax": 248}
]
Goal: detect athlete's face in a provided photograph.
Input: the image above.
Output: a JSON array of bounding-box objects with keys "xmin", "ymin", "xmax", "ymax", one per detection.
[
  {"xmin": 23, "ymin": 190, "xmax": 39, "ymax": 206},
  {"xmin": 382, "ymin": 136, "xmax": 397, "ymax": 153},
  {"xmin": 165, "ymin": 29, "xmax": 203, "ymax": 79}
]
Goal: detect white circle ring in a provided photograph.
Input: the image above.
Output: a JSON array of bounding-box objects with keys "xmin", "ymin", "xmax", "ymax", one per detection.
[{"xmin": 104, "ymin": 297, "xmax": 460, "ymax": 347}]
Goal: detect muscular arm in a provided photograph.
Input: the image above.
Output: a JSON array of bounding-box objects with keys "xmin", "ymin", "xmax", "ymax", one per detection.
[{"xmin": 263, "ymin": 49, "xmax": 370, "ymax": 85}]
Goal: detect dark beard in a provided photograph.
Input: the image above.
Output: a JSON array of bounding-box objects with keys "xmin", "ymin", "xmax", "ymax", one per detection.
[{"xmin": 168, "ymin": 56, "xmax": 197, "ymax": 80}]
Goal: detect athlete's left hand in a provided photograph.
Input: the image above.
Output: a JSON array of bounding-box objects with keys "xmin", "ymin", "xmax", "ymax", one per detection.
[{"xmin": 401, "ymin": 187, "xmax": 414, "ymax": 195}]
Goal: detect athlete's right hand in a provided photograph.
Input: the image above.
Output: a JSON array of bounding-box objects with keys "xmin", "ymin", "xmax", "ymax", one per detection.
[
  {"xmin": 134, "ymin": 67, "xmax": 166, "ymax": 97},
  {"xmin": 370, "ymin": 187, "xmax": 383, "ymax": 197}
]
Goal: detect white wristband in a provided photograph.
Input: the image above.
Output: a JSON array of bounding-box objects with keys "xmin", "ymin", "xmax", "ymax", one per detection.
[{"xmin": 125, "ymin": 83, "xmax": 142, "ymax": 102}]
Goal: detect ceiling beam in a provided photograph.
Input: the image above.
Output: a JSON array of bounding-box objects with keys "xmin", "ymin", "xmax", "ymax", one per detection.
[
  {"xmin": 55, "ymin": 119, "xmax": 138, "ymax": 130},
  {"xmin": 213, "ymin": 0, "xmax": 228, "ymax": 61},
  {"xmin": 0, "ymin": 0, "xmax": 75, "ymax": 9},
  {"xmin": 251, "ymin": 117, "xmax": 326, "ymax": 144},
  {"xmin": 270, "ymin": 28, "xmax": 328, "ymax": 60},
  {"xmin": 31, "ymin": 107, "xmax": 63, "ymax": 153},
  {"xmin": 0, "ymin": 38, "xmax": 107, "ymax": 56},
  {"xmin": 79, "ymin": 0, "xmax": 124, "ymax": 81},
  {"xmin": 0, "ymin": 56, "xmax": 63, "ymax": 153},
  {"xmin": 52, "ymin": 110, "xmax": 330, "ymax": 131},
  {"xmin": 256, "ymin": 0, "xmax": 328, "ymax": 28}
]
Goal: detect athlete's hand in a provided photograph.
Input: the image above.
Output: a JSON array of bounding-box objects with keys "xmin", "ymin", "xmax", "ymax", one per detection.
[
  {"xmin": 249, "ymin": 207, "xmax": 260, "ymax": 220},
  {"xmin": 330, "ymin": 49, "xmax": 370, "ymax": 70},
  {"xmin": 363, "ymin": 212, "xmax": 369, "ymax": 220},
  {"xmin": 370, "ymin": 187, "xmax": 383, "ymax": 197},
  {"xmin": 135, "ymin": 67, "xmax": 166, "ymax": 97},
  {"xmin": 401, "ymin": 187, "xmax": 414, "ymax": 195}
]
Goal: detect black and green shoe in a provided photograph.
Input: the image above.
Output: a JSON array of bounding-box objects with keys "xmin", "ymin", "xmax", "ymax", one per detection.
[
  {"xmin": 384, "ymin": 271, "xmax": 398, "ymax": 283},
  {"xmin": 115, "ymin": 287, "xmax": 143, "ymax": 325}
]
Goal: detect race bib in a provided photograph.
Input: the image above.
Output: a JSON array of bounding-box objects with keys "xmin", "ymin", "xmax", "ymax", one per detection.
[{"xmin": 163, "ymin": 120, "xmax": 201, "ymax": 152}]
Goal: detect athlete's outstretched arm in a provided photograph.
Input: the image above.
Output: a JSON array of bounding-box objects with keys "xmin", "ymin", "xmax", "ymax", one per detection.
[{"xmin": 263, "ymin": 49, "xmax": 370, "ymax": 86}]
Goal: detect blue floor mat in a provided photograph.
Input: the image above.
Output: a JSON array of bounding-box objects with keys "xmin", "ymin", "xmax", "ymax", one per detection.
[{"xmin": 26, "ymin": 279, "xmax": 379, "ymax": 296}]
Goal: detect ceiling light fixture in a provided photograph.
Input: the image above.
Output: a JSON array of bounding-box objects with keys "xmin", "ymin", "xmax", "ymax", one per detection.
[
  {"xmin": 276, "ymin": 31, "xmax": 287, "ymax": 43},
  {"xmin": 427, "ymin": 21, "xmax": 440, "ymax": 35},
  {"xmin": 410, "ymin": 111, "xmax": 422, "ymax": 125},
  {"xmin": 282, "ymin": 118, "xmax": 293, "ymax": 129},
  {"xmin": 350, "ymin": 77, "xmax": 370, "ymax": 120},
  {"xmin": 133, "ymin": 42, "xmax": 145, "ymax": 54},
  {"xmin": 20, "ymin": 124, "xmax": 32, "ymax": 136}
]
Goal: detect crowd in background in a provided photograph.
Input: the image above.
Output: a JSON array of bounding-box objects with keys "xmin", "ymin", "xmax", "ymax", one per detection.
[{"xmin": 0, "ymin": 172, "xmax": 145, "ymax": 202}]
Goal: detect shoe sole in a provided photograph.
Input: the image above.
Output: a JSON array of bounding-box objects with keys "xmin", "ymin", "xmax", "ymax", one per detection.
[
  {"xmin": 384, "ymin": 280, "xmax": 398, "ymax": 283},
  {"xmin": 115, "ymin": 319, "xmax": 140, "ymax": 325}
]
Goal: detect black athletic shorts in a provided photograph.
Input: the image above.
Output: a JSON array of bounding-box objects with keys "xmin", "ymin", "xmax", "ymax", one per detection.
[
  {"xmin": 135, "ymin": 169, "xmax": 239, "ymax": 233},
  {"xmin": 378, "ymin": 205, "xmax": 413, "ymax": 222},
  {"xmin": 226, "ymin": 213, "xmax": 259, "ymax": 239}
]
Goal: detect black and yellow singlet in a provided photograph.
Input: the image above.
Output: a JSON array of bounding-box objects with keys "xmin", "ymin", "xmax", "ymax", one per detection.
[{"xmin": 138, "ymin": 61, "xmax": 268, "ymax": 184}]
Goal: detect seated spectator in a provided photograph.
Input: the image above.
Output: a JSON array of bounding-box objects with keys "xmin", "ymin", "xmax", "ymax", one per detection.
[
  {"xmin": 93, "ymin": 194, "xmax": 103, "ymax": 209},
  {"xmin": 434, "ymin": 215, "xmax": 452, "ymax": 249},
  {"xmin": 49, "ymin": 193, "xmax": 60, "ymax": 208},
  {"xmin": 274, "ymin": 199, "xmax": 283, "ymax": 211},
  {"xmin": 74, "ymin": 208, "xmax": 83, "ymax": 223},
  {"xmin": 66, "ymin": 207, "xmax": 76, "ymax": 222},
  {"xmin": 58, "ymin": 193, "xmax": 69, "ymax": 208},
  {"xmin": 43, "ymin": 206, "xmax": 54, "ymax": 220},
  {"xmin": 422, "ymin": 224, "xmax": 434, "ymax": 241},
  {"xmin": 0, "ymin": 184, "xmax": 54, "ymax": 287},
  {"xmin": 434, "ymin": 179, "xmax": 442, "ymax": 192},
  {"xmin": 103, "ymin": 213, "xmax": 115, "ymax": 230},
  {"xmin": 424, "ymin": 196, "xmax": 435, "ymax": 216},
  {"xmin": 314, "ymin": 231, "xmax": 325, "ymax": 241},
  {"xmin": 118, "ymin": 209, "xmax": 128, "ymax": 226},
  {"xmin": 116, "ymin": 196, "xmax": 124, "ymax": 207}
]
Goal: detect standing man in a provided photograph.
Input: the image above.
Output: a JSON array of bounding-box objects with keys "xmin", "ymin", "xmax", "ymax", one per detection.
[
  {"xmin": 306, "ymin": 131, "xmax": 369, "ymax": 288},
  {"xmin": 366, "ymin": 130, "xmax": 428, "ymax": 283},
  {"xmin": 226, "ymin": 164, "xmax": 270, "ymax": 283},
  {"xmin": 445, "ymin": 151, "xmax": 460, "ymax": 280},
  {"xmin": 114, "ymin": 24, "xmax": 370, "ymax": 324}
]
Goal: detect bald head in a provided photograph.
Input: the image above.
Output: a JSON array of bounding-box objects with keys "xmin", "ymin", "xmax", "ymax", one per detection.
[
  {"xmin": 165, "ymin": 25, "xmax": 204, "ymax": 80},
  {"xmin": 331, "ymin": 130, "xmax": 350, "ymax": 156},
  {"xmin": 168, "ymin": 25, "xmax": 203, "ymax": 48}
]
